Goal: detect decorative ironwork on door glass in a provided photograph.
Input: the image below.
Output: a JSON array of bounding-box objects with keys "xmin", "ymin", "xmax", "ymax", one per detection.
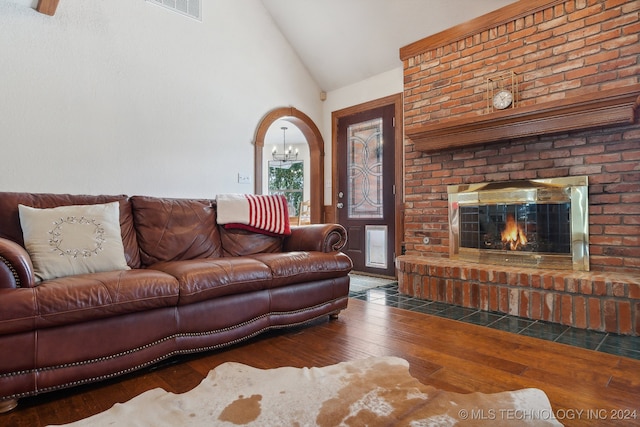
[{"xmin": 347, "ymin": 118, "xmax": 383, "ymax": 219}]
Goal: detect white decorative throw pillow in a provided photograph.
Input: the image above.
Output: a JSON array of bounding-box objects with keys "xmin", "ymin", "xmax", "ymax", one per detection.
[{"xmin": 18, "ymin": 202, "xmax": 130, "ymax": 282}]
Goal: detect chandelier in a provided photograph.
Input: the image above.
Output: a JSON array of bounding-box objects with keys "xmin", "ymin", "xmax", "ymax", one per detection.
[{"xmin": 272, "ymin": 126, "xmax": 298, "ymax": 162}]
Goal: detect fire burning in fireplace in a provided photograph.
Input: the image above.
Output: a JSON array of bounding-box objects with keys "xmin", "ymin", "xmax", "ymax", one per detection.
[
  {"xmin": 501, "ymin": 214, "xmax": 527, "ymax": 250},
  {"xmin": 447, "ymin": 177, "xmax": 589, "ymax": 271}
]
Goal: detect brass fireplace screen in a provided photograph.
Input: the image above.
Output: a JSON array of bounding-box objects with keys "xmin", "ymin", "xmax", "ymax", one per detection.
[{"xmin": 448, "ymin": 176, "xmax": 589, "ymax": 271}]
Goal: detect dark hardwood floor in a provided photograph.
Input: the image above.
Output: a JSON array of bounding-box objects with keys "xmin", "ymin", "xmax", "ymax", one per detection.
[{"xmin": 3, "ymin": 299, "xmax": 640, "ymax": 426}]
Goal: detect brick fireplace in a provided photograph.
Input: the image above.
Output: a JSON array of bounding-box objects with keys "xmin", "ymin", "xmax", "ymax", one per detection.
[{"xmin": 396, "ymin": 0, "xmax": 640, "ymax": 335}]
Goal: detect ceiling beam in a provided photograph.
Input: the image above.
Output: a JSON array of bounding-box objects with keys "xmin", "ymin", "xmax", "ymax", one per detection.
[{"xmin": 36, "ymin": 0, "xmax": 60, "ymax": 16}]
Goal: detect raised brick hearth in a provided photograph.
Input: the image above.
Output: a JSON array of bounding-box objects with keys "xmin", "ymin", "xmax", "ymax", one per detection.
[
  {"xmin": 397, "ymin": 256, "xmax": 640, "ymax": 335},
  {"xmin": 397, "ymin": 1, "xmax": 640, "ymax": 336}
]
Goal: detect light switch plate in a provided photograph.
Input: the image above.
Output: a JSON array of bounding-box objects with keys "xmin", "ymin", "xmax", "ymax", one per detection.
[{"xmin": 237, "ymin": 173, "xmax": 251, "ymax": 184}]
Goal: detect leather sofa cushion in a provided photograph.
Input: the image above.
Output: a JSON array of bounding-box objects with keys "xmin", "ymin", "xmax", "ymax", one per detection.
[
  {"xmin": 220, "ymin": 227, "xmax": 283, "ymax": 256},
  {"xmin": 250, "ymin": 252, "xmax": 353, "ymax": 288},
  {"xmin": 148, "ymin": 258, "xmax": 272, "ymax": 305},
  {"xmin": 149, "ymin": 252, "xmax": 352, "ymax": 307},
  {"xmin": 32, "ymin": 269, "xmax": 179, "ymax": 330},
  {"xmin": 0, "ymin": 288, "xmax": 36, "ymax": 335},
  {"xmin": 0, "ymin": 192, "xmax": 141, "ymax": 269},
  {"xmin": 131, "ymin": 196, "xmax": 223, "ymax": 266}
]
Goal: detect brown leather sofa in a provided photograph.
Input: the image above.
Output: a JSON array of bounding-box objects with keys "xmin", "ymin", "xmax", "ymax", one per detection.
[{"xmin": 0, "ymin": 192, "xmax": 352, "ymax": 411}]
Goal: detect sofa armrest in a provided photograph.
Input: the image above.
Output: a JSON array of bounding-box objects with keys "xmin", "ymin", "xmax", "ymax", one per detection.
[
  {"xmin": 283, "ymin": 224, "xmax": 348, "ymax": 253},
  {"xmin": 0, "ymin": 238, "xmax": 35, "ymax": 289}
]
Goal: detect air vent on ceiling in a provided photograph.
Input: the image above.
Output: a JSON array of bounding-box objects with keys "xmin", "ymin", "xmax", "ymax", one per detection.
[{"xmin": 146, "ymin": 0, "xmax": 201, "ymax": 21}]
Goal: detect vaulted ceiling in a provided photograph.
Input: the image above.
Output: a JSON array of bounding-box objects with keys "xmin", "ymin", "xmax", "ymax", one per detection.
[
  {"xmin": 261, "ymin": 0, "xmax": 517, "ymax": 92},
  {"xmin": 36, "ymin": 0, "xmax": 517, "ymax": 92}
]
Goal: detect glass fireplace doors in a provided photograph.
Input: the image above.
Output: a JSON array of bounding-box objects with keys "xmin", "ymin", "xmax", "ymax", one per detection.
[{"xmin": 448, "ymin": 177, "xmax": 589, "ymax": 271}]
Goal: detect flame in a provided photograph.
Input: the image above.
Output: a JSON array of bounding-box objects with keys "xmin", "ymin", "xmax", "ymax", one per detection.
[{"xmin": 501, "ymin": 214, "xmax": 527, "ymax": 250}]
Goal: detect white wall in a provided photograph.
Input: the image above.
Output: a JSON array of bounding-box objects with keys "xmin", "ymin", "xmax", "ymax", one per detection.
[
  {"xmin": 321, "ymin": 67, "xmax": 403, "ymax": 204},
  {"xmin": 0, "ymin": 0, "xmax": 322, "ymax": 198}
]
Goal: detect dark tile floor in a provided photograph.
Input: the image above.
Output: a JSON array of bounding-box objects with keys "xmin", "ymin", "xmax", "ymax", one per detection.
[{"xmin": 348, "ymin": 274, "xmax": 640, "ymax": 361}]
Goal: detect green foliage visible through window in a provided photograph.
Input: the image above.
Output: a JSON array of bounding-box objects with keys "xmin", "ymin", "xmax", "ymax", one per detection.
[{"xmin": 269, "ymin": 160, "xmax": 304, "ymax": 216}]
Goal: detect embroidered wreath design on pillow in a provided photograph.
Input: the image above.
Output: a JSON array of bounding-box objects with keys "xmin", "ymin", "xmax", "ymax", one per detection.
[{"xmin": 48, "ymin": 215, "xmax": 106, "ymax": 258}]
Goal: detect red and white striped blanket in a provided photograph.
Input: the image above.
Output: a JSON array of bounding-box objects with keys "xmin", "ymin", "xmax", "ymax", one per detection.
[{"xmin": 216, "ymin": 194, "xmax": 291, "ymax": 236}]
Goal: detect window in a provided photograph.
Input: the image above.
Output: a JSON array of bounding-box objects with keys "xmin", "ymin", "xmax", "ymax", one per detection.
[{"xmin": 268, "ymin": 161, "xmax": 304, "ymax": 216}]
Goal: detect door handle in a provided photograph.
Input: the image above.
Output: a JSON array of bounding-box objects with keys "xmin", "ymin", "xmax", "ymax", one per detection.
[{"xmin": 337, "ymin": 202, "xmax": 344, "ymax": 209}]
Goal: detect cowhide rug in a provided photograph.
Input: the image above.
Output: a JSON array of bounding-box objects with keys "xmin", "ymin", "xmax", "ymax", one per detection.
[{"xmin": 52, "ymin": 356, "xmax": 563, "ymax": 426}]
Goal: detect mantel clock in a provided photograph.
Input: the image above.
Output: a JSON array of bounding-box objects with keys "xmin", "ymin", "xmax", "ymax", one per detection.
[{"xmin": 486, "ymin": 71, "xmax": 519, "ymax": 113}]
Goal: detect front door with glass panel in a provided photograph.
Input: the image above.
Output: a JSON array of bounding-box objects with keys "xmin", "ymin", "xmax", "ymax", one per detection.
[{"xmin": 337, "ymin": 104, "xmax": 395, "ymax": 277}]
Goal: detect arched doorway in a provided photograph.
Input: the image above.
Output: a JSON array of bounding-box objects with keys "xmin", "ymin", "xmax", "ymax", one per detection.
[{"xmin": 254, "ymin": 107, "xmax": 324, "ymax": 224}]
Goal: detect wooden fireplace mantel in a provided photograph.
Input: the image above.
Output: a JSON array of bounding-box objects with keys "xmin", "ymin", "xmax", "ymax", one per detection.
[{"xmin": 407, "ymin": 85, "xmax": 640, "ymax": 153}]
